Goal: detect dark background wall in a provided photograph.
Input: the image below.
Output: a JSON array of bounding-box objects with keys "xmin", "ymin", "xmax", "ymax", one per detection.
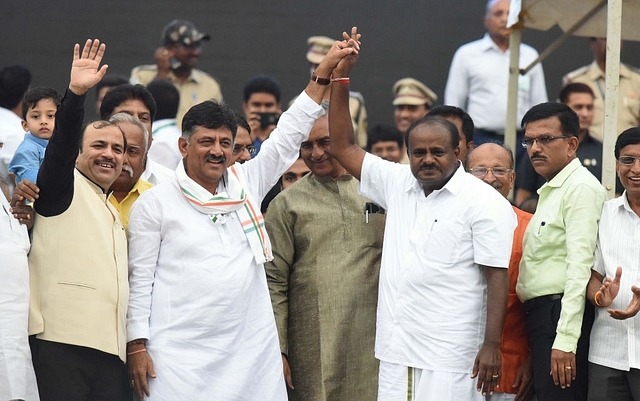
[{"xmin": 3, "ymin": 1, "xmax": 640, "ymax": 125}]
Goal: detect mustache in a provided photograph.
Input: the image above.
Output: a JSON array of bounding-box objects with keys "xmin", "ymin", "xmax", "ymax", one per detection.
[
  {"xmin": 121, "ymin": 164, "xmax": 134, "ymax": 178},
  {"xmin": 419, "ymin": 163, "xmax": 439, "ymax": 171},
  {"xmin": 530, "ymin": 153, "xmax": 546, "ymax": 161},
  {"xmin": 205, "ymin": 154, "xmax": 226, "ymax": 164}
]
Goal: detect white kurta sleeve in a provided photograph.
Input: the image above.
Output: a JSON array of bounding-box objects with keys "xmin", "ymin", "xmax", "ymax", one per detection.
[{"xmin": 126, "ymin": 192, "xmax": 162, "ymax": 342}]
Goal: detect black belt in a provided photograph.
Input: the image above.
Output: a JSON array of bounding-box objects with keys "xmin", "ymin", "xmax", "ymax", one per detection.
[{"xmin": 522, "ymin": 293, "xmax": 563, "ymax": 312}]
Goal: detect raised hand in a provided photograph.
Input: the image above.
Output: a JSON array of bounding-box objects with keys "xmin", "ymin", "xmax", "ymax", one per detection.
[
  {"xmin": 334, "ymin": 27, "xmax": 362, "ymax": 78},
  {"xmin": 69, "ymin": 39, "xmax": 109, "ymax": 96},
  {"xmin": 608, "ymin": 285, "xmax": 640, "ymax": 320},
  {"xmin": 314, "ymin": 27, "xmax": 361, "ymax": 78},
  {"xmin": 597, "ymin": 266, "xmax": 622, "ymax": 307}
]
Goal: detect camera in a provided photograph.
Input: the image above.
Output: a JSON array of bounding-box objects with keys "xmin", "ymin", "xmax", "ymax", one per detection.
[{"xmin": 258, "ymin": 112, "xmax": 280, "ymax": 129}]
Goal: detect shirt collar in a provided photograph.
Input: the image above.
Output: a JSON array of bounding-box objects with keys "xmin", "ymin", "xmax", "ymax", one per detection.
[
  {"xmin": 481, "ymin": 33, "xmax": 504, "ymax": 53},
  {"xmin": 587, "ymin": 60, "xmax": 633, "ymax": 79},
  {"xmin": 539, "ymin": 157, "xmax": 581, "ymax": 191},
  {"xmin": 408, "ymin": 160, "xmax": 466, "ymax": 195},
  {"xmin": 26, "ymin": 132, "xmax": 49, "ymax": 147},
  {"xmin": 168, "ymin": 69, "xmax": 199, "ymax": 84}
]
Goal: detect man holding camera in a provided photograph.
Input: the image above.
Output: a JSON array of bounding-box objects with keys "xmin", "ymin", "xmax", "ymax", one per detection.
[
  {"xmin": 130, "ymin": 19, "xmax": 223, "ymax": 125},
  {"xmin": 242, "ymin": 75, "xmax": 283, "ymax": 156}
]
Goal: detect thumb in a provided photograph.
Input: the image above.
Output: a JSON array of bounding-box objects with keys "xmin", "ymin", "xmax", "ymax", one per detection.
[{"xmin": 148, "ymin": 360, "xmax": 157, "ymax": 378}]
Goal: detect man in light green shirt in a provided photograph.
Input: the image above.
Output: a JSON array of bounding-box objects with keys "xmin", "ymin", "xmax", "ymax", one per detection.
[{"xmin": 516, "ymin": 102, "xmax": 607, "ymax": 401}]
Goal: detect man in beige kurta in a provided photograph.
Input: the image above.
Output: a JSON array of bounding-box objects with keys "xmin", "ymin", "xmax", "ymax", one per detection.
[{"xmin": 265, "ymin": 115, "xmax": 385, "ymax": 400}]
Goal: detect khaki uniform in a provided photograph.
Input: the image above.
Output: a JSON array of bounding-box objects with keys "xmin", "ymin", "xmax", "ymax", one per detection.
[
  {"xmin": 130, "ymin": 65, "xmax": 223, "ymax": 126},
  {"xmin": 564, "ymin": 61, "xmax": 640, "ymax": 141}
]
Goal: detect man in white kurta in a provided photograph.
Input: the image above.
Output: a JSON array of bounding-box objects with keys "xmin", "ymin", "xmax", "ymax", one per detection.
[
  {"xmin": 0, "ymin": 191, "xmax": 39, "ymax": 401},
  {"xmin": 327, "ymin": 35, "xmax": 517, "ymax": 399},
  {"xmin": 125, "ymin": 35, "xmax": 358, "ymax": 399},
  {"xmin": 127, "ymin": 91, "xmax": 323, "ymax": 400}
]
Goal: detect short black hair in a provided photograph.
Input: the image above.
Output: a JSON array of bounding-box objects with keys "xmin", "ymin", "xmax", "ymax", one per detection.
[
  {"xmin": 521, "ymin": 102, "xmax": 580, "ymax": 138},
  {"xmin": 615, "ymin": 127, "xmax": 640, "ymax": 159},
  {"xmin": 406, "ymin": 115, "xmax": 460, "ymax": 150},
  {"xmin": 182, "ymin": 100, "xmax": 238, "ymax": 140},
  {"xmin": 427, "ymin": 105, "xmax": 475, "ymax": 144},
  {"xmin": 22, "ymin": 87, "xmax": 62, "ymax": 120},
  {"xmin": 0, "ymin": 65, "xmax": 32, "ymax": 109},
  {"xmin": 79, "ymin": 120, "xmax": 127, "ymax": 152},
  {"xmin": 234, "ymin": 110, "xmax": 251, "ymax": 135},
  {"xmin": 243, "ymin": 75, "xmax": 281, "ymax": 103},
  {"xmin": 95, "ymin": 74, "xmax": 129, "ymax": 100},
  {"xmin": 100, "ymin": 84, "xmax": 157, "ymax": 121},
  {"xmin": 559, "ymin": 83, "xmax": 594, "ymax": 104},
  {"xmin": 146, "ymin": 79, "xmax": 179, "ymax": 121},
  {"xmin": 367, "ymin": 124, "xmax": 403, "ymax": 151}
]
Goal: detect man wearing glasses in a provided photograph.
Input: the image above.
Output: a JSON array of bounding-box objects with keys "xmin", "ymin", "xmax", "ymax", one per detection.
[
  {"xmin": 516, "ymin": 102, "xmax": 607, "ymax": 401},
  {"xmin": 230, "ymin": 114, "xmax": 257, "ymax": 164}
]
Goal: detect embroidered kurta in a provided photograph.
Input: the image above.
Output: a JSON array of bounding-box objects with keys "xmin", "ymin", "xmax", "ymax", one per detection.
[{"xmin": 265, "ymin": 173, "xmax": 385, "ymax": 401}]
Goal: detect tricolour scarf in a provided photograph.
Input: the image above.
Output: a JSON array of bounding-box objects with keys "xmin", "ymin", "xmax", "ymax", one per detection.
[{"xmin": 175, "ymin": 161, "xmax": 273, "ymax": 264}]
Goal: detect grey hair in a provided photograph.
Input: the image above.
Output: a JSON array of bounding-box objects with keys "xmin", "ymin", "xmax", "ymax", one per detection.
[
  {"xmin": 109, "ymin": 112, "xmax": 149, "ymax": 153},
  {"xmin": 486, "ymin": 0, "xmax": 509, "ymax": 17}
]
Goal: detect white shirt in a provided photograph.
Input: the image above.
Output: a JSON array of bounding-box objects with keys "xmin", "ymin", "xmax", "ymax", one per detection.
[
  {"xmin": 149, "ymin": 119, "xmax": 182, "ymax": 170},
  {"xmin": 359, "ymin": 155, "xmax": 516, "ymax": 373},
  {"xmin": 0, "ymin": 194, "xmax": 39, "ymax": 401},
  {"xmin": 127, "ymin": 91, "xmax": 324, "ymax": 399},
  {"xmin": 444, "ymin": 34, "xmax": 548, "ymax": 132},
  {"xmin": 140, "ymin": 158, "xmax": 174, "ymax": 185},
  {"xmin": 590, "ymin": 193, "xmax": 640, "ymax": 371},
  {"xmin": 0, "ymin": 107, "xmax": 25, "ymax": 191}
]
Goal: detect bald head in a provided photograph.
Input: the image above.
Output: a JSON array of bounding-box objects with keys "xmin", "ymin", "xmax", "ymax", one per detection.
[{"xmin": 466, "ymin": 143, "xmax": 515, "ymax": 199}]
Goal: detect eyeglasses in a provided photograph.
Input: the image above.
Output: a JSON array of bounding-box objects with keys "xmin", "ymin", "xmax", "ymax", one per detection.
[
  {"xmin": 233, "ymin": 144, "xmax": 257, "ymax": 156},
  {"xmin": 521, "ymin": 135, "xmax": 569, "ymax": 148},
  {"xmin": 468, "ymin": 167, "xmax": 512, "ymax": 177},
  {"xmin": 618, "ymin": 156, "xmax": 640, "ymax": 165}
]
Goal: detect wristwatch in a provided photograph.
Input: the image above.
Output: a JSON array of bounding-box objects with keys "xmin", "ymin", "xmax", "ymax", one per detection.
[{"xmin": 310, "ymin": 72, "xmax": 331, "ymax": 85}]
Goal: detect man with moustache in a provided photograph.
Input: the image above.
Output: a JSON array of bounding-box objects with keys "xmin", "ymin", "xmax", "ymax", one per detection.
[
  {"xmin": 514, "ymin": 83, "xmax": 621, "ymax": 207},
  {"xmin": 230, "ymin": 114, "xmax": 256, "ymax": 164},
  {"xmin": 328, "ymin": 29, "xmax": 516, "ymax": 400},
  {"xmin": 585, "ymin": 128, "xmax": 640, "ymax": 400},
  {"xmin": 467, "ymin": 143, "xmax": 534, "ymax": 401},
  {"xmin": 25, "ymin": 40, "xmax": 130, "ymax": 399},
  {"xmin": 125, "ymin": 34, "xmax": 360, "ymax": 400},
  {"xmin": 100, "ymin": 84, "xmax": 175, "ymax": 185},
  {"xmin": 108, "ymin": 112, "xmax": 153, "ymax": 234},
  {"xmin": 131, "ymin": 19, "xmax": 223, "ymax": 125},
  {"xmin": 428, "ymin": 105, "xmax": 475, "ymax": 166},
  {"xmin": 516, "ymin": 102, "xmax": 607, "ymax": 401},
  {"xmin": 266, "ymin": 115, "xmax": 385, "ymax": 401}
]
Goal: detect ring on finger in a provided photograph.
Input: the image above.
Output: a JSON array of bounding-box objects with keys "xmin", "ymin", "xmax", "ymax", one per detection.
[{"xmin": 565, "ymin": 366, "xmax": 572, "ymax": 370}]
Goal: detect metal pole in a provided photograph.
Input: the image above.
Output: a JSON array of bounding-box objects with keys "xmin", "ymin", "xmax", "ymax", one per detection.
[{"xmin": 602, "ymin": 0, "xmax": 622, "ymax": 198}]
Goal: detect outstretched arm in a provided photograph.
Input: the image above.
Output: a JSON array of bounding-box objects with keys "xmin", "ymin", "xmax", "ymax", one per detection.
[
  {"xmin": 328, "ymin": 27, "xmax": 366, "ymax": 180},
  {"xmin": 36, "ymin": 39, "xmax": 109, "ymax": 217}
]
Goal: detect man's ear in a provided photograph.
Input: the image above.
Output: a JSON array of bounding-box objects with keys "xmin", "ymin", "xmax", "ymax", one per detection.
[
  {"xmin": 567, "ymin": 135, "xmax": 579, "ymax": 154},
  {"xmin": 178, "ymin": 137, "xmax": 189, "ymax": 158}
]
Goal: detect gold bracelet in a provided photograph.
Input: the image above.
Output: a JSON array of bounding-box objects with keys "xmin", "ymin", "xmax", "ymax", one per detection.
[
  {"xmin": 594, "ymin": 290, "xmax": 604, "ymax": 307},
  {"xmin": 127, "ymin": 348, "xmax": 147, "ymax": 356}
]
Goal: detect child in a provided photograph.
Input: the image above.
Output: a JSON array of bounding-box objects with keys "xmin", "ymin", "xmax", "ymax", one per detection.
[{"xmin": 9, "ymin": 86, "xmax": 61, "ymax": 184}]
